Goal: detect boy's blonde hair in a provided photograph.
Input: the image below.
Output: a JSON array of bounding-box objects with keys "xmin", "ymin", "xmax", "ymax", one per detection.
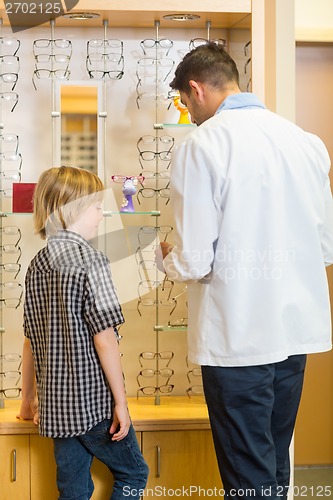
[{"xmin": 34, "ymin": 166, "xmax": 104, "ymax": 239}]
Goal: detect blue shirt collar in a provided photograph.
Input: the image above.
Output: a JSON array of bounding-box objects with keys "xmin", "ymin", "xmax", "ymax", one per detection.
[{"xmin": 216, "ymin": 93, "xmax": 266, "ymax": 114}]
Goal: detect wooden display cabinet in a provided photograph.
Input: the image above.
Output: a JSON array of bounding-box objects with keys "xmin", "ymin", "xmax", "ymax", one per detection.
[
  {"xmin": 0, "ymin": 398, "xmax": 221, "ymax": 500},
  {"xmin": 0, "ymin": 434, "xmax": 30, "ymax": 500}
]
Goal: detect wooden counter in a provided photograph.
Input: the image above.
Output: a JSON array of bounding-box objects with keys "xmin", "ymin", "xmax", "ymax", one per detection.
[{"xmin": 0, "ymin": 396, "xmax": 210, "ymax": 435}]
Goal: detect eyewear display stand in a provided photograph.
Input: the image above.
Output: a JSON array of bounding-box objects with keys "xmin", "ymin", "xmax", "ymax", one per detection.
[
  {"xmin": 0, "ymin": 19, "xmax": 22, "ymax": 409},
  {"xmin": 134, "ymin": 21, "xmax": 187, "ymax": 406}
]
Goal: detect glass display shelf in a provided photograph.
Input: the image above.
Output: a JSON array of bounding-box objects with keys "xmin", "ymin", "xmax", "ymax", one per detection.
[
  {"xmin": 154, "ymin": 123, "xmax": 195, "ymax": 129},
  {"xmin": 154, "ymin": 325, "xmax": 187, "ymax": 332},
  {"xmin": 0, "ymin": 212, "xmax": 33, "ymax": 217},
  {"xmin": 0, "ymin": 210, "xmax": 161, "ymax": 217},
  {"xmin": 103, "ymin": 210, "xmax": 161, "ymax": 217}
]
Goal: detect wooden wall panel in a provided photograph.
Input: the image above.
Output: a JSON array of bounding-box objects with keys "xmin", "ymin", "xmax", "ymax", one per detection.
[{"xmin": 294, "ymin": 43, "xmax": 333, "ymax": 465}]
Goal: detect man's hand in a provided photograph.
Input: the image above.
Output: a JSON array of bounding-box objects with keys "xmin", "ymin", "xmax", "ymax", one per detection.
[{"xmin": 155, "ymin": 242, "xmax": 174, "ymax": 272}]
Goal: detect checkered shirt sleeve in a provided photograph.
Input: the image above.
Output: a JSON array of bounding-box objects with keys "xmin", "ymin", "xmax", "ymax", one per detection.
[{"xmin": 84, "ymin": 254, "xmax": 124, "ymax": 335}]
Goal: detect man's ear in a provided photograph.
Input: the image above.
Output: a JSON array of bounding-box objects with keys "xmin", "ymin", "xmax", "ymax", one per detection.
[{"xmin": 189, "ymin": 80, "xmax": 205, "ymax": 102}]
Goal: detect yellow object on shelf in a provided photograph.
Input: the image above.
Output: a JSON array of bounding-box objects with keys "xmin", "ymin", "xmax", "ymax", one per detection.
[{"xmin": 173, "ymin": 96, "xmax": 191, "ymax": 124}]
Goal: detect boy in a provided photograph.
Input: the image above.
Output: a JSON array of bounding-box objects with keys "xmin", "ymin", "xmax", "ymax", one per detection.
[{"xmin": 18, "ymin": 166, "xmax": 148, "ymax": 499}]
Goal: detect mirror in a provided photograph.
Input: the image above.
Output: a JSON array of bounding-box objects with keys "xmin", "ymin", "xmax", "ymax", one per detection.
[
  {"xmin": 61, "ymin": 85, "xmax": 98, "ymax": 174},
  {"xmin": 51, "ymin": 80, "xmax": 103, "ymax": 178}
]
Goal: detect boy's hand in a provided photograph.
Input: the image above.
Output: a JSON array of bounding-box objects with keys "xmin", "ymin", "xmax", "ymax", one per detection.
[
  {"xmin": 109, "ymin": 403, "xmax": 131, "ymax": 441},
  {"xmin": 17, "ymin": 397, "xmax": 39, "ymax": 425}
]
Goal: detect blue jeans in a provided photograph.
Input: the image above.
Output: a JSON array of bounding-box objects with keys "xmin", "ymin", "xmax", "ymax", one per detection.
[
  {"xmin": 53, "ymin": 420, "xmax": 149, "ymax": 500},
  {"xmin": 202, "ymin": 355, "xmax": 306, "ymax": 500}
]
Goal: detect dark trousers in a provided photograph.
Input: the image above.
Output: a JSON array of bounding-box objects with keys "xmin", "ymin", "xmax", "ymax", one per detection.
[{"xmin": 202, "ymin": 355, "xmax": 306, "ymax": 500}]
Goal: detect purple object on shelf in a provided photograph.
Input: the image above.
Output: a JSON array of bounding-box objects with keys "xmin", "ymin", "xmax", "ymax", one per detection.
[{"xmin": 111, "ymin": 175, "xmax": 144, "ymax": 213}]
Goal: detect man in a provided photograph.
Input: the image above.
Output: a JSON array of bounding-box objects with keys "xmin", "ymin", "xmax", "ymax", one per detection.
[{"xmin": 157, "ymin": 43, "xmax": 333, "ymax": 499}]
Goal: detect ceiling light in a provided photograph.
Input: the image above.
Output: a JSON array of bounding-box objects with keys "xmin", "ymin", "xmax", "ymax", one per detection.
[
  {"xmin": 62, "ymin": 12, "xmax": 100, "ymax": 20},
  {"xmin": 163, "ymin": 14, "xmax": 200, "ymax": 22}
]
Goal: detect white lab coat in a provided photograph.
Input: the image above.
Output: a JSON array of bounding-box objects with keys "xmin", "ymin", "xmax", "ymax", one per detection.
[{"xmin": 164, "ymin": 98, "xmax": 333, "ymax": 366}]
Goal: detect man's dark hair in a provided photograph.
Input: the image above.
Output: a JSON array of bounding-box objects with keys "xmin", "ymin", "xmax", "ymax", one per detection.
[{"xmin": 170, "ymin": 42, "xmax": 239, "ymax": 94}]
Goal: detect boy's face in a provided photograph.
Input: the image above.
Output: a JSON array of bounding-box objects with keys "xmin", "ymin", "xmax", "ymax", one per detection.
[{"xmin": 68, "ymin": 199, "xmax": 104, "ymax": 241}]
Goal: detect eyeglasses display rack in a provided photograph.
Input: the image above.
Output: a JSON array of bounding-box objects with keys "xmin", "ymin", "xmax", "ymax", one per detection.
[
  {"xmin": 0, "ymin": 19, "xmax": 22, "ymax": 409},
  {"xmin": 133, "ymin": 21, "xmax": 185, "ymax": 405}
]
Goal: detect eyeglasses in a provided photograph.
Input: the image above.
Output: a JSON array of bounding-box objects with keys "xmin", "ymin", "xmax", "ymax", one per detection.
[
  {"xmin": 137, "ymin": 258, "xmax": 156, "ymax": 275},
  {"xmin": 136, "ymin": 88, "xmax": 170, "ymax": 109},
  {"xmin": 0, "ymin": 293, "xmax": 23, "ymax": 309},
  {"xmin": 0, "ymin": 245, "xmax": 22, "ymax": 263},
  {"xmin": 0, "ymin": 56, "xmax": 20, "ymax": 71},
  {"xmin": 137, "ymin": 134, "xmax": 174, "ymax": 149},
  {"xmin": 137, "ymin": 384, "xmax": 174, "ymax": 398},
  {"xmin": 137, "ymin": 187, "xmax": 170, "ymax": 205},
  {"xmin": 137, "ymin": 368, "xmax": 174, "ymax": 385},
  {"xmin": 33, "ymin": 39, "xmax": 72, "ymax": 49},
  {"xmin": 1, "ymin": 170, "xmax": 21, "ymax": 182},
  {"xmin": 137, "ymin": 297, "xmax": 177, "ymax": 316},
  {"xmin": 0, "ymin": 151, "xmax": 22, "ymax": 166},
  {"xmin": 1, "ymin": 226, "xmax": 21, "ymax": 237},
  {"xmin": 0, "ymin": 37, "xmax": 20, "ymax": 56},
  {"xmin": 138, "ymin": 278, "xmax": 174, "ymax": 296},
  {"xmin": 0, "ymin": 92, "xmax": 18, "ymax": 112},
  {"xmin": 187, "ymin": 368, "xmax": 202, "ymax": 384},
  {"xmin": 0, "ymin": 189, "xmax": 13, "ymax": 198},
  {"xmin": 139, "ymin": 171, "xmax": 170, "ymax": 181},
  {"xmin": 0, "ymin": 353, "xmax": 21, "ymax": 362},
  {"xmin": 138, "ymin": 150, "xmax": 172, "ymax": 162},
  {"xmin": 32, "ymin": 68, "xmax": 70, "ymax": 90},
  {"xmin": 0, "ymin": 73, "xmax": 18, "ymax": 90},
  {"xmin": 140, "ymin": 39, "xmax": 173, "ymax": 56},
  {"xmin": 87, "ymin": 39, "xmax": 123, "ymax": 50},
  {"xmin": 137, "ymin": 281, "xmax": 177, "ymax": 315},
  {"xmin": 111, "ymin": 175, "xmax": 144, "ymax": 185},
  {"xmin": 0, "ymin": 388, "xmax": 21, "ymax": 398},
  {"xmin": 138, "ymin": 149, "xmax": 172, "ymax": 169},
  {"xmin": 187, "ymin": 385, "xmax": 204, "ymax": 397},
  {"xmin": 138, "ymin": 225, "xmax": 173, "ymax": 245},
  {"xmin": 86, "ymin": 52, "xmax": 123, "ymax": 65},
  {"xmin": 0, "ymin": 154, "xmax": 22, "ymax": 173},
  {"xmin": 87, "ymin": 52, "xmax": 123, "ymax": 64},
  {"xmin": 0, "ymin": 263, "xmax": 21, "ymax": 278},
  {"xmin": 34, "ymin": 53, "xmax": 71, "ymax": 64},
  {"xmin": 168, "ymin": 318, "xmax": 188, "ymax": 328},
  {"xmin": 0, "ymin": 370, "xmax": 21, "ymax": 379},
  {"xmin": 139, "ymin": 351, "xmax": 174, "ymax": 367},
  {"xmin": 189, "ymin": 38, "xmax": 227, "ymax": 50},
  {"xmin": 0, "ymin": 132, "xmax": 19, "ymax": 150},
  {"xmin": 87, "ymin": 69, "xmax": 124, "ymax": 80},
  {"xmin": 0, "ymin": 281, "xmax": 22, "ymax": 290},
  {"xmin": 136, "ymin": 58, "xmax": 174, "ymax": 88},
  {"xmin": 1, "ymin": 226, "xmax": 22, "ymax": 247}
]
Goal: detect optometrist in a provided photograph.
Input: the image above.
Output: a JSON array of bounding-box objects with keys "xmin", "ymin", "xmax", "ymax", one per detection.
[{"xmin": 156, "ymin": 42, "xmax": 333, "ymax": 500}]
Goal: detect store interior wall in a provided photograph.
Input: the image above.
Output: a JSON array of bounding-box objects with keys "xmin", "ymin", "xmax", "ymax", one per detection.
[{"xmin": 294, "ymin": 42, "xmax": 333, "ymax": 465}]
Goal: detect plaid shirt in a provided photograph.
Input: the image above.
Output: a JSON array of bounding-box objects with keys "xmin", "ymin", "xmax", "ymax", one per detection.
[{"xmin": 24, "ymin": 230, "xmax": 124, "ymax": 438}]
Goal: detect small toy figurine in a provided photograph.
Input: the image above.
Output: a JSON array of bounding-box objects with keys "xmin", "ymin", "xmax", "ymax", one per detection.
[
  {"xmin": 111, "ymin": 175, "xmax": 144, "ymax": 212},
  {"xmin": 173, "ymin": 95, "xmax": 191, "ymax": 124}
]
